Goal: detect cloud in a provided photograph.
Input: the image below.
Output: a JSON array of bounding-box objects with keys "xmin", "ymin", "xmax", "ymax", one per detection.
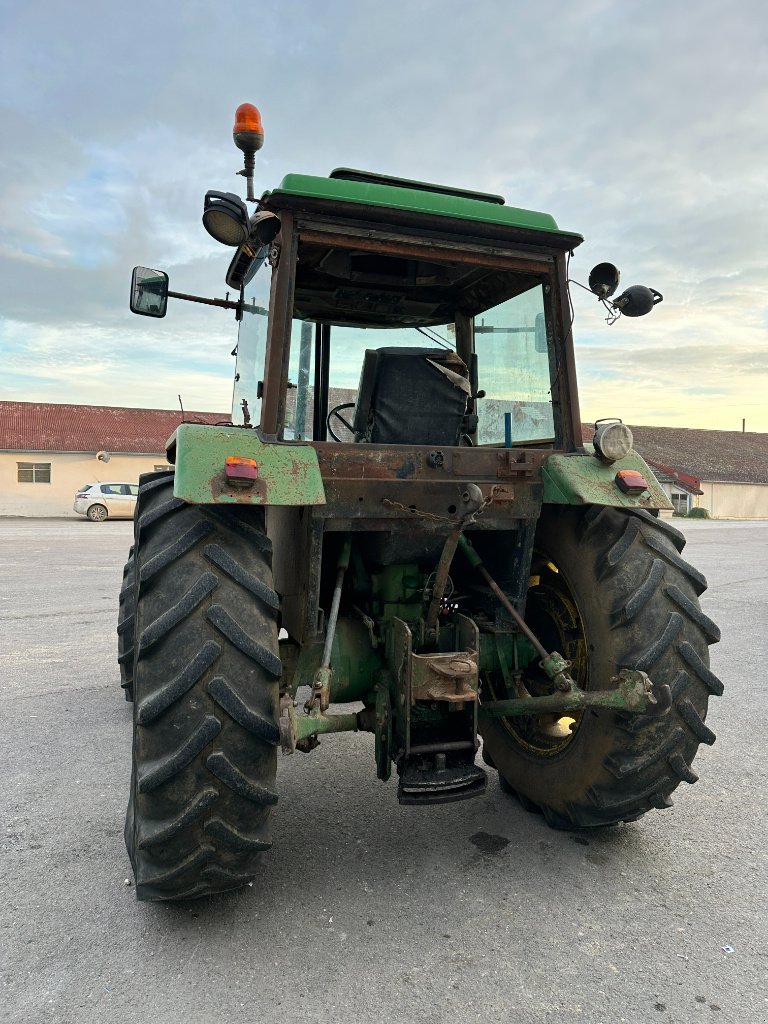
[{"xmin": 1, "ymin": 0, "xmax": 767, "ymax": 430}]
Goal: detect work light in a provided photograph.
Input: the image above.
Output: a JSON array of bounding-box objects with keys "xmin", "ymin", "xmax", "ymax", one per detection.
[
  {"xmin": 202, "ymin": 190, "xmax": 250, "ymax": 246},
  {"xmin": 593, "ymin": 419, "xmax": 634, "ymax": 463}
]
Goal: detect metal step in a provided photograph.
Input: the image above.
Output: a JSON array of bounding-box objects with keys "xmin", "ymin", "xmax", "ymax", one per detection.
[{"xmin": 397, "ymin": 760, "xmax": 487, "ymax": 806}]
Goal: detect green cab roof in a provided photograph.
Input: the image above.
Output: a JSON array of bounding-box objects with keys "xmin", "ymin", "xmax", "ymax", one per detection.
[{"xmin": 269, "ymin": 171, "xmax": 582, "ymax": 243}]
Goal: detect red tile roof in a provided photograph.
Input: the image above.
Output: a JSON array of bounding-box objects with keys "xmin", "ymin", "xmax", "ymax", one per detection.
[
  {"xmin": 0, "ymin": 402, "xmax": 228, "ymax": 454},
  {"xmin": 3, "ymin": 402, "xmax": 766, "ymax": 485}
]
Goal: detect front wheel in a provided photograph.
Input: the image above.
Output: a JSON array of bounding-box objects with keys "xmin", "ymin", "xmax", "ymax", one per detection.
[
  {"xmin": 480, "ymin": 506, "xmax": 722, "ymax": 828},
  {"xmin": 124, "ymin": 475, "xmax": 282, "ymax": 900}
]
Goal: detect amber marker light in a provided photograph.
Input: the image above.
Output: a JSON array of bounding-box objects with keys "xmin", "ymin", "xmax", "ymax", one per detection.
[
  {"xmin": 615, "ymin": 469, "xmax": 649, "ymax": 495},
  {"xmin": 225, "ymin": 455, "xmax": 259, "ymax": 487}
]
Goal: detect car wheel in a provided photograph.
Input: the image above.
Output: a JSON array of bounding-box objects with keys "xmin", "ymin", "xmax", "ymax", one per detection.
[{"xmin": 87, "ymin": 503, "xmax": 108, "ymax": 522}]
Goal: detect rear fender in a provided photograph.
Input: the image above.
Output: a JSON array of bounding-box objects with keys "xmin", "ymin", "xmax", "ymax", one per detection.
[
  {"xmin": 168, "ymin": 423, "xmax": 326, "ymax": 506},
  {"xmin": 541, "ymin": 448, "xmax": 672, "ymax": 510}
]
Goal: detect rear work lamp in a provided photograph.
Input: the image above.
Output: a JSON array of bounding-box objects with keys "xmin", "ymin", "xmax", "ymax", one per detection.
[{"xmin": 202, "ymin": 191, "xmax": 250, "ymax": 246}]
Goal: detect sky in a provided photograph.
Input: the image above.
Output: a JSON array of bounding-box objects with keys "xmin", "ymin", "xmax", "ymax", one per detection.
[{"xmin": 1, "ymin": 0, "xmax": 767, "ymax": 431}]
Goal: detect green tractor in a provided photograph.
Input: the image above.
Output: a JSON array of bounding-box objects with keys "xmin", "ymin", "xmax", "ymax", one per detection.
[{"xmin": 121, "ymin": 103, "xmax": 721, "ymax": 901}]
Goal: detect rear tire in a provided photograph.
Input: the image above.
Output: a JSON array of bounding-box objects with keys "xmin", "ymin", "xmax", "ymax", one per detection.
[
  {"xmin": 480, "ymin": 505, "xmax": 722, "ymax": 828},
  {"xmin": 87, "ymin": 503, "xmax": 108, "ymax": 522},
  {"xmin": 117, "ymin": 545, "xmax": 136, "ymax": 701},
  {"xmin": 124, "ymin": 474, "xmax": 282, "ymax": 900}
]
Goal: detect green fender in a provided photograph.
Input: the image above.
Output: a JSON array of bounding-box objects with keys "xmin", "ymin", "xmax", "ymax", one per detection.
[
  {"xmin": 169, "ymin": 423, "xmax": 326, "ymax": 506},
  {"xmin": 541, "ymin": 447, "xmax": 672, "ymax": 510}
]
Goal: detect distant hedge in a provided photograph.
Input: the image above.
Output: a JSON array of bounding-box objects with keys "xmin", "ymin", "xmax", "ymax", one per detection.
[{"xmin": 687, "ymin": 507, "xmax": 711, "ymax": 519}]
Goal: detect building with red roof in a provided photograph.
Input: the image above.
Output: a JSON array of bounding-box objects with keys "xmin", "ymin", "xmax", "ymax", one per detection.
[
  {"xmin": 0, "ymin": 402, "xmax": 225, "ymax": 516},
  {"xmin": 2, "ymin": 401, "xmax": 767, "ymax": 518}
]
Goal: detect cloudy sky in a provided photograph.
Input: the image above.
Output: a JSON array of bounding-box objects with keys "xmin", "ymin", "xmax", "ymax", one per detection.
[{"xmin": 2, "ymin": 0, "xmax": 766, "ymax": 430}]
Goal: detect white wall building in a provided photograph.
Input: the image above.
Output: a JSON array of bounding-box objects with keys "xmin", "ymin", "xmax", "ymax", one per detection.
[{"xmin": 0, "ymin": 402, "xmax": 224, "ymax": 517}]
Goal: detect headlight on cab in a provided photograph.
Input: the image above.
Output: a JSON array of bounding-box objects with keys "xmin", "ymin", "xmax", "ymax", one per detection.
[{"xmin": 593, "ymin": 419, "xmax": 633, "ymax": 463}]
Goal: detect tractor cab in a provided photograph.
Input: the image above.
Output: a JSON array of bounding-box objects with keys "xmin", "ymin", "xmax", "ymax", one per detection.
[{"xmin": 229, "ymin": 166, "xmax": 579, "ymax": 454}]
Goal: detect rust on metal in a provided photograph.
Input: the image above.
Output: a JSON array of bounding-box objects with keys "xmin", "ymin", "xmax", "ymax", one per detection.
[
  {"xmin": 410, "ymin": 651, "xmax": 479, "ymax": 705},
  {"xmin": 295, "ymin": 223, "xmax": 555, "ymax": 276}
]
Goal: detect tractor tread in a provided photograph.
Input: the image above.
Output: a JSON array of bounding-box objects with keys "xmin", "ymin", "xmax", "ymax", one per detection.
[
  {"xmin": 137, "ymin": 496, "xmax": 186, "ymax": 535},
  {"xmin": 204, "ymin": 543, "xmax": 280, "ymax": 611},
  {"xmin": 207, "ymin": 676, "xmax": 280, "ymax": 744},
  {"xmin": 678, "ymin": 640, "xmax": 724, "ymax": 695},
  {"xmin": 138, "ymin": 573, "xmax": 218, "ymax": 653},
  {"xmin": 139, "ymin": 844, "xmax": 215, "ymax": 890},
  {"xmin": 588, "ymin": 777, "xmax": 674, "ymax": 814},
  {"xmin": 117, "ymin": 550, "xmax": 137, "ymax": 701},
  {"xmin": 605, "ymin": 727, "xmax": 685, "ymax": 779},
  {"xmin": 597, "ymin": 517, "xmax": 641, "ymax": 579},
  {"xmin": 665, "ymin": 584, "xmax": 720, "ymax": 643},
  {"xmin": 140, "ymin": 519, "xmax": 215, "ymax": 585},
  {"xmin": 203, "ymin": 507, "xmax": 273, "ymax": 555},
  {"xmin": 137, "ymin": 715, "xmax": 222, "ymax": 793},
  {"xmin": 138, "ymin": 788, "xmax": 219, "ymax": 849},
  {"xmin": 136, "ymin": 641, "xmax": 221, "ymax": 724},
  {"xmin": 668, "ymin": 752, "xmax": 699, "ymax": 784},
  {"xmin": 627, "ymin": 508, "xmax": 686, "ymax": 551},
  {"xmin": 205, "ymin": 604, "xmax": 283, "ymax": 678},
  {"xmin": 633, "ymin": 612, "xmax": 684, "ymax": 671},
  {"xmin": 204, "ymin": 817, "xmax": 272, "ymax": 851},
  {"xmin": 644, "ymin": 532, "xmax": 707, "ymax": 594},
  {"xmin": 206, "ymin": 751, "xmax": 278, "ymax": 805},
  {"xmin": 200, "ymin": 864, "xmax": 256, "ymax": 888},
  {"xmin": 610, "ymin": 558, "xmax": 665, "ymax": 627},
  {"xmin": 677, "ymin": 697, "xmax": 717, "ymax": 744}
]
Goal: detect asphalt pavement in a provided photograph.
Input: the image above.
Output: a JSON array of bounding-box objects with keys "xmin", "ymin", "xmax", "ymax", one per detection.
[{"xmin": 1, "ymin": 517, "xmax": 766, "ymax": 1024}]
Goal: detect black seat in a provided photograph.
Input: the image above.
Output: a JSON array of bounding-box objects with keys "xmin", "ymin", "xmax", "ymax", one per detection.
[{"xmin": 352, "ymin": 347, "xmax": 471, "ymax": 446}]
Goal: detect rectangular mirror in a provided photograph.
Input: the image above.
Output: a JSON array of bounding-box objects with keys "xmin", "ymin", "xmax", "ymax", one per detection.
[{"xmin": 130, "ymin": 266, "xmax": 169, "ymax": 318}]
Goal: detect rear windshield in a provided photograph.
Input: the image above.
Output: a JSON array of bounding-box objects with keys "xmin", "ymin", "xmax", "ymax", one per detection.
[{"xmin": 78, "ymin": 484, "xmax": 93, "ymax": 492}]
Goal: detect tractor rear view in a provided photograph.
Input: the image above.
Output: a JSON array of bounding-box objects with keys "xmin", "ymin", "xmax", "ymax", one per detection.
[{"xmin": 122, "ymin": 104, "xmax": 721, "ymax": 901}]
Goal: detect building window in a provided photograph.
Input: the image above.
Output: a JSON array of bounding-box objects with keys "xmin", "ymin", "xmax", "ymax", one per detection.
[
  {"xmin": 670, "ymin": 490, "xmax": 689, "ymax": 515},
  {"xmin": 17, "ymin": 462, "xmax": 51, "ymax": 484}
]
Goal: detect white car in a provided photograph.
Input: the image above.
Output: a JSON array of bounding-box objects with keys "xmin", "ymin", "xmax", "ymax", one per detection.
[{"xmin": 73, "ymin": 482, "xmax": 139, "ymax": 522}]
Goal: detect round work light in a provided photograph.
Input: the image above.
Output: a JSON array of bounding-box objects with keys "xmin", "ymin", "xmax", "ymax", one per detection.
[
  {"xmin": 593, "ymin": 420, "xmax": 634, "ymax": 463},
  {"xmin": 612, "ymin": 285, "xmax": 664, "ymax": 317},
  {"xmin": 202, "ymin": 190, "xmax": 250, "ymax": 246}
]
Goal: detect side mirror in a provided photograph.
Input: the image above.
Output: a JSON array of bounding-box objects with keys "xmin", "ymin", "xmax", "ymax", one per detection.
[
  {"xmin": 534, "ymin": 312, "xmax": 548, "ymax": 353},
  {"xmin": 130, "ymin": 267, "xmax": 169, "ymax": 318}
]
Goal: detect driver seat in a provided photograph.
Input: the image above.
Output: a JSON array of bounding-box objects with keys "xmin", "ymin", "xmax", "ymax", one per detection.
[{"xmin": 352, "ymin": 347, "xmax": 471, "ymax": 446}]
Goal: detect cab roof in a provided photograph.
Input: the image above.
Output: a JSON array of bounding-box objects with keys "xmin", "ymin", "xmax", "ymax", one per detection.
[{"xmin": 267, "ymin": 168, "xmax": 583, "ymax": 249}]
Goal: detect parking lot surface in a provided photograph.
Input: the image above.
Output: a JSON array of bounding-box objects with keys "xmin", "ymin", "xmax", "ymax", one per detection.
[{"xmin": 1, "ymin": 517, "xmax": 766, "ymax": 1023}]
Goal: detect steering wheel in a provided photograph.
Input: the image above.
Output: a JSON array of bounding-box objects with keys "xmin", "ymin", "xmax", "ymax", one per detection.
[{"xmin": 327, "ymin": 402, "xmax": 357, "ymax": 442}]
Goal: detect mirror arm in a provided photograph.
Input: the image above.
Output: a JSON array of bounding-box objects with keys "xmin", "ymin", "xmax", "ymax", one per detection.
[{"xmin": 167, "ymin": 289, "xmax": 241, "ymax": 311}]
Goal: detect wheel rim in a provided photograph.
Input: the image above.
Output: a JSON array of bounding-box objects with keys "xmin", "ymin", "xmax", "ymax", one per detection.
[
  {"xmin": 89, "ymin": 505, "xmax": 107, "ymax": 522},
  {"xmin": 483, "ymin": 555, "xmax": 589, "ymax": 757}
]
